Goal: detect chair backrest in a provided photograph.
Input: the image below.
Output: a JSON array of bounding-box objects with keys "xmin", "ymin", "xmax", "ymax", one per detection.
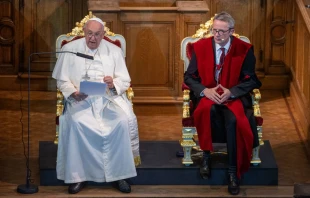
[
  {"xmin": 181, "ymin": 15, "xmax": 251, "ymax": 72},
  {"xmin": 55, "ymin": 11, "xmax": 126, "ymax": 58}
]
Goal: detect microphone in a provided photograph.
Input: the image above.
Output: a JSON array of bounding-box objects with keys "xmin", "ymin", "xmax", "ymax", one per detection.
[
  {"xmin": 17, "ymin": 50, "xmax": 93, "ymax": 194},
  {"xmin": 76, "ymin": 52, "xmax": 94, "ymax": 60},
  {"xmin": 60, "ymin": 51, "xmax": 94, "ymax": 60}
]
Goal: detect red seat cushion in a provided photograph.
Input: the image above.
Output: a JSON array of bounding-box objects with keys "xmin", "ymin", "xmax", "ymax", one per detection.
[
  {"xmin": 255, "ymin": 116, "xmax": 263, "ymax": 126},
  {"xmin": 56, "ymin": 116, "xmax": 59, "ymax": 125},
  {"xmin": 182, "ymin": 82, "xmax": 190, "ymax": 91},
  {"xmin": 186, "ymin": 42, "xmax": 194, "ymax": 60},
  {"xmin": 182, "ymin": 117, "xmax": 195, "ymax": 127}
]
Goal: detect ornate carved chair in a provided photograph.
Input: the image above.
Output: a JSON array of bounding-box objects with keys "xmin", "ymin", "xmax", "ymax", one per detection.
[
  {"xmin": 54, "ymin": 12, "xmax": 138, "ymax": 164},
  {"xmin": 180, "ymin": 17, "xmax": 264, "ymax": 166}
]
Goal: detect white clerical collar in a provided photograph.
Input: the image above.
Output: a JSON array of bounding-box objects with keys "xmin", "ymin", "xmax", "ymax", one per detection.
[
  {"xmin": 85, "ymin": 41, "xmax": 101, "ymax": 55},
  {"xmin": 85, "ymin": 46, "xmax": 97, "ymax": 55},
  {"xmin": 215, "ymin": 37, "xmax": 231, "ymax": 52}
]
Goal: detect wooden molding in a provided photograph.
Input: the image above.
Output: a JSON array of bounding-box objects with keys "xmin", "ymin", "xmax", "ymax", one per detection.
[
  {"xmin": 290, "ymin": 81, "xmax": 310, "ymax": 152},
  {"xmin": 176, "ymin": 1, "xmax": 209, "ymax": 12},
  {"xmin": 88, "ymin": 0, "xmax": 209, "ymax": 12},
  {"xmin": 133, "ymin": 96, "xmax": 183, "ymax": 104},
  {"xmin": 295, "ymin": 0, "xmax": 310, "ymax": 34},
  {"xmin": 119, "ymin": 7, "xmax": 178, "ymax": 11},
  {"xmin": 88, "ymin": 0, "xmax": 120, "ymax": 11}
]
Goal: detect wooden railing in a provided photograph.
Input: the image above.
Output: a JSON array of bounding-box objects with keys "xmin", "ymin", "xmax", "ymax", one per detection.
[{"xmin": 291, "ymin": 0, "xmax": 310, "ymax": 150}]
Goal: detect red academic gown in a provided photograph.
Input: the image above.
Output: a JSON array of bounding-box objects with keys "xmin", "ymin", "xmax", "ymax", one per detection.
[{"xmin": 193, "ymin": 36, "xmax": 253, "ymax": 178}]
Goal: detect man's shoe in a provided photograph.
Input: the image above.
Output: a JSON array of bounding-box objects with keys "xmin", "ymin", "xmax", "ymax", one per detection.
[
  {"xmin": 228, "ymin": 173, "xmax": 240, "ymax": 195},
  {"xmin": 114, "ymin": 180, "xmax": 131, "ymax": 193},
  {"xmin": 68, "ymin": 182, "xmax": 86, "ymax": 194},
  {"xmin": 200, "ymin": 154, "xmax": 211, "ymax": 179}
]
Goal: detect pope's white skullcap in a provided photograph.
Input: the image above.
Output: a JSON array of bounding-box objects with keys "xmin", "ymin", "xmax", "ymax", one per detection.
[{"xmin": 87, "ymin": 17, "xmax": 105, "ymax": 27}]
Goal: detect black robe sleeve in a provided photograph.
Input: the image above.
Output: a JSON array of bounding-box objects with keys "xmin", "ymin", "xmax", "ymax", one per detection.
[
  {"xmin": 184, "ymin": 51, "xmax": 206, "ymax": 97},
  {"xmin": 229, "ymin": 47, "xmax": 262, "ymax": 98}
]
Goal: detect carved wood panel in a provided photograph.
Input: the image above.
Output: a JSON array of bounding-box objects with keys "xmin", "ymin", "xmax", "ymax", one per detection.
[
  {"xmin": 291, "ymin": 1, "xmax": 310, "ymax": 148},
  {"xmin": 122, "ymin": 15, "xmax": 177, "ymax": 98},
  {"xmin": 21, "ymin": 0, "xmax": 87, "ymax": 72},
  {"xmin": 0, "ymin": 0, "xmax": 17, "ymax": 74},
  {"xmin": 0, "ymin": 0, "xmax": 295, "ymax": 92},
  {"xmin": 91, "ymin": 1, "xmax": 209, "ymax": 101},
  {"xmin": 265, "ymin": 0, "xmax": 294, "ymax": 75}
]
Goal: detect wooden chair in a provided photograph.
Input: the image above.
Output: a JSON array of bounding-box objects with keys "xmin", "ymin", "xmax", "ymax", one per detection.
[{"xmin": 180, "ymin": 16, "xmax": 263, "ymax": 166}]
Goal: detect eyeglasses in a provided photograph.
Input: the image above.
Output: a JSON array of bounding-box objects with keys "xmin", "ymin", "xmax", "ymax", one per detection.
[
  {"xmin": 211, "ymin": 28, "xmax": 232, "ymax": 36},
  {"xmin": 86, "ymin": 31, "xmax": 103, "ymax": 38}
]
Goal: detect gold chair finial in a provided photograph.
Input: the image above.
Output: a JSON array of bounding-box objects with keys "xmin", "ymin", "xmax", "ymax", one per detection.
[
  {"xmin": 192, "ymin": 14, "xmax": 240, "ymax": 39},
  {"xmin": 67, "ymin": 11, "xmax": 115, "ymax": 37}
]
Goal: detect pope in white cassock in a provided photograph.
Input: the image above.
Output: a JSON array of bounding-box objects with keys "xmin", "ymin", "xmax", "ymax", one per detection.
[{"xmin": 52, "ymin": 17, "xmax": 139, "ymax": 194}]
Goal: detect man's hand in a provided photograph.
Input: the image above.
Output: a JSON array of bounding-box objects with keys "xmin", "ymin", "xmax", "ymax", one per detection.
[
  {"xmin": 217, "ymin": 84, "xmax": 232, "ymax": 104},
  {"xmin": 103, "ymin": 76, "xmax": 114, "ymax": 89},
  {"xmin": 203, "ymin": 84, "xmax": 222, "ymax": 104},
  {"xmin": 70, "ymin": 91, "xmax": 88, "ymax": 102}
]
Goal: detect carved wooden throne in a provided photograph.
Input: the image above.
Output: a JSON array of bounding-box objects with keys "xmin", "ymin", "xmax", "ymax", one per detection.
[{"xmin": 180, "ymin": 16, "xmax": 264, "ymax": 166}]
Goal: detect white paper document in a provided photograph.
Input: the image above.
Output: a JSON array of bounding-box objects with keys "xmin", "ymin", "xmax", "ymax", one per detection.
[{"xmin": 80, "ymin": 81, "xmax": 107, "ymax": 96}]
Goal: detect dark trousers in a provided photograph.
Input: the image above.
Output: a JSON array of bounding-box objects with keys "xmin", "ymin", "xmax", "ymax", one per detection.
[{"xmin": 210, "ymin": 104, "xmax": 237, "ymax": 167}]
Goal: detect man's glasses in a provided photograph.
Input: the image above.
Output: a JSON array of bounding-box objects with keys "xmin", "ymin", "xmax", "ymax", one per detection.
[
  {"xmin": 86, "ymin": 31, "xmax": 103, "ymax": 38},
  {"xmin": 211, "ymin": 28, "xmax": 232, "ymax": 36}
]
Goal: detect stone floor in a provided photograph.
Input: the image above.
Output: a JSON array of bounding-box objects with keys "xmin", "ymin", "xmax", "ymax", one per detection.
[{"xmin": 0, "ymin": 89, "xmax": 309, "ymax": 197}]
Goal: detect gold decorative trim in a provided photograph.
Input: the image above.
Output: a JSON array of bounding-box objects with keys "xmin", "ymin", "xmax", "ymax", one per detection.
[
  {"xmin": 180, "ymin": 140, "xmax": 196, "ymax": 147},
  {"xmin": 192, "ymin": 14, "xmax": 240, "ymax": 39},
  {"xmin": 126, "ymin": 87, "xmax": 134, "ymax": 101},
  {"xmin": 67, "ymin": 11, "xmax": 115, "ymax": 37},
  {"xmin": 56, "ymin": 89, "xmax": 64, "ymax": 117},
  {"xmin": 183, "ymin": 89, "xmax": 190, "ymax": 118},
  {"xmin": 134, "ymin": 156, "xmax": 141, "ymax": 166}
]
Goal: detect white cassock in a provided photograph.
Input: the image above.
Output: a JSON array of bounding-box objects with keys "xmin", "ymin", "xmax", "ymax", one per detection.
[{"xmin": 52, "ymin": 38, "xmax": 139, "ymax": 183}]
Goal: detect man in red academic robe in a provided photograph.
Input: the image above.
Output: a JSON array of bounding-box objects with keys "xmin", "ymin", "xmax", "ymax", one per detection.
[{"xmin": 184, "ymin": 11, "xmax": 262, "ymax": 195}]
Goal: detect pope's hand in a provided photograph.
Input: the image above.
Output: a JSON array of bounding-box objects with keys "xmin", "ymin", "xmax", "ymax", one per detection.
[
  {"xmin": 103, "ymin": 76, "xmax": 114, "ymax": 89},
  {"xmin": 70, "ymin": 91, "xmax": 88, "ymax": 102}
]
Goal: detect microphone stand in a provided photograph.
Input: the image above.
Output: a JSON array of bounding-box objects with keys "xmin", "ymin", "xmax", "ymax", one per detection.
[{"xmin": 17, "ymin": 51, "xmax": 93, "ymax": 194}]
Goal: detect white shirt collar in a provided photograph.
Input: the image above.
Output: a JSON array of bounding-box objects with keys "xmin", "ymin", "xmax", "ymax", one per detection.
[{"xmin": 215, "ymin": 37, "xmax": 231, "ymax": 52}]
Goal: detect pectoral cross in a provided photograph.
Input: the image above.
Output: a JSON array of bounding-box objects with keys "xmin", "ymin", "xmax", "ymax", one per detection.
[{"xmin": 82, "ymin": 72, "xmax": 90, "ymax": 81}]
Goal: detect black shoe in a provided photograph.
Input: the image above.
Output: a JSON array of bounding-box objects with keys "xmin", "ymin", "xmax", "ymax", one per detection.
[
  {"xmin": 68, "ymin": 181, "xmax": 86, "ymax": 194},
  {"xmin": 114, "ymin": 180, "xmax": 131, "ymax": 193},
  {"xmin": 228, "ymin": 173, "xmax": 240, "ymax": 195},
  {"xmin": 200, "ymin": 154, "xmax": 211, "ymax": 179}
]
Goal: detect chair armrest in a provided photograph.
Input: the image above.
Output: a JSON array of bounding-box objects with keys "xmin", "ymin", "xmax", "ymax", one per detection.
[
  {"xmin": 55, "ymin": 89, "xmax": 64, "ymax": 144},
  {"xmin": 56, "ymin": 89, "xmax": 65, "ymax": 117},
  {"xmin": 183, "ymin": 89, "xmax": 191, "ymax": 118},
  {"xmin": 251, "ymin": 88, "xmax": 262, "ymax": 117},
  {"xmin": 126, "ymin": 87, "xmax": 134, "ymax": 104}
]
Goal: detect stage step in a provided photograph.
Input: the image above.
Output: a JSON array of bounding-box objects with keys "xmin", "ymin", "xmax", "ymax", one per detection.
[{"xmin": 39, "ymin": 140, "xmax": 278, "ymax": 186}]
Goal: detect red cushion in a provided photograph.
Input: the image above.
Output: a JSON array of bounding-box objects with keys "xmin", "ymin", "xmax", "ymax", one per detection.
[
  {"xmin": 255, "ymin": 116, "xmax": 263, "ymax": 126},
  {"xmin": 61, "ymin": 36, "xmax": 84, "ymax": 48},
  {"xmin": 56, "ymin": 116, "xmax": 59, "ymax": 125},
  {"xmin": 182, "ymin": 82, "xmax": 190, "ymax": 91},
  {"xmin": 186, "ymin": 42, "xmax": 194, "ymax": 60},
  {"xmin": 182, "ymin": 117, "xmax": 195, "ymax": 127},
  {"xmin": 103, "ymin": 36, "xmax": 121, "ymax": 48}
]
